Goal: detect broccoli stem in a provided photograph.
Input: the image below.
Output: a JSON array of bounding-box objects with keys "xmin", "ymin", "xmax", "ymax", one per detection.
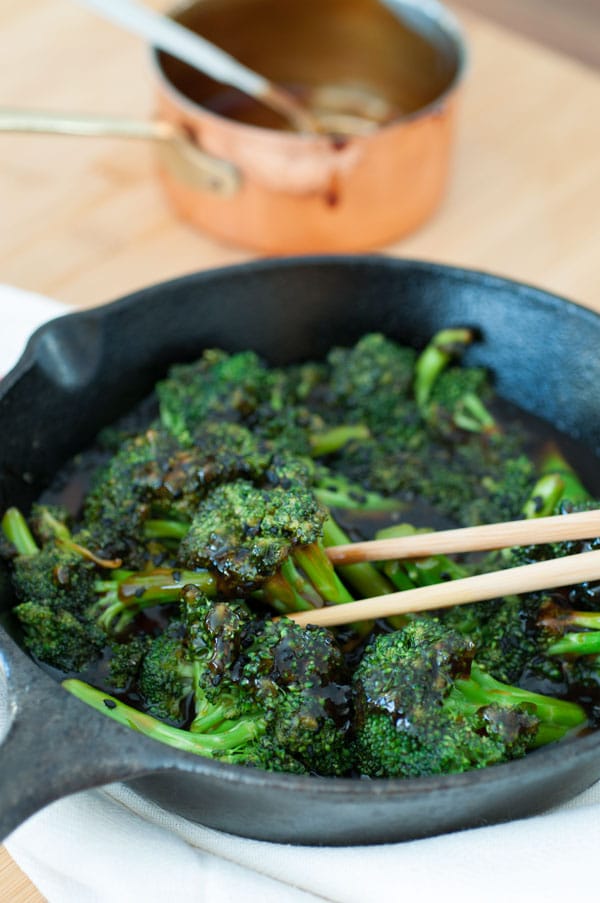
[
  {"xmin": 521, "ymin": 445, "xmax": 590, "ymax": 520},
  {"xmin": 454, "ymin": 663, "xmax": 587, "ymax": 746},
  {"xmin": 1, "ymin": 508, "xmax": 40, "ymax": 556},
  {"xmin": 117, "ymin": 568, "xmax": 217, "ymax": 602},
  {"xmin": 145, "ymin": 519, "xmax": 190, "ymax": 540},
  {"xmin": 538, "ymin": 443, "xmax": 591, "ymax": 505},
  {"xmin": 521, "ymin": 474, "xmax": 566, "ymax": 519},
  {"xmin": 92, "ymin": 567, "xmax": 217, "ymax": 632},
  {"xmin": 414, "ymin": 328, "xmax": 474, "ymax": 409},
  {"xmin": 452, "ymin": 393, "xmax": 498, "ymax": 435},
  {"xmin": 538, "ymin": 608, "xmax": 600, "ymax": 656},
  {"xmin": 292, "ymin": 541, "xmax": 375, "ymax": 636},
  {"xmin": 190, "ymin": 666, "xmax": 243, "ymax": 733},
  {"xmin": 322, "ymin": 517, "xmax": 394, "ymax": 598},
  {"xmin": 309, "ymin": 425, "xmax": 370, "ymax": 457},
  {"xmin": 2, "ymin": 505, "xmax": 121, "ymax": 568},
  {"xmin": 293, "ymin": 541, "xmax": 354, "ymax": 606},
  {"xmin": 261, "ymin": 558, "xmax": 320, "ymax": 613},
  {"xmin": 314, "ymin": 473, "xmax": 403, "ymax": 512},
  {"xmin": 547, "ymin": 633, "xmax": 600, "ymax": 656},
  {"xmin": 35, "ymin": 507, "xmax": 70, "ymax": 542},
  {"xmin": 63, "ymin": 679, "xmax": 264, "ymax": 757},
  {"xmin": 375, "ymin": 524, "xmax": 469, "ymax": 590}
]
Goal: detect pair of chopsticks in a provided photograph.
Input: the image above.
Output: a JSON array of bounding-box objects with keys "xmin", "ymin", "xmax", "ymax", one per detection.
[{"xmin": 288, "ymin": 510, "xmax": 600, "ymax": 627}]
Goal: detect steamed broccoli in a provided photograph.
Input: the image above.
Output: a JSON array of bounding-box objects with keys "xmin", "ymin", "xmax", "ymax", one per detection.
[
  {"xmin": 426, "ymin": 367, "xmax": 496, "ymax": 439},
  {"xmin": 80, "ymin": 591, "xmax": 353, "ymax": 775},
  {"xmin": 83, "ymin": 424, "xmax": 275, "ymax": 562},
  {"xmin": 14, "ymin": 603, "xmax": 104, "ymax": 672},
  {"xmin": 413, "ymin": 328, "xmax": 497, "ymax": 437},
  {"xmin": 420, "ymin": 441, "xmax": 535, "ymax": 526},
  {"xmin": 326, "ymin": 333, "xmax": 418, "ymax": 432},
  {"xmin": 352, "ymin": 618, "xmax": 587, "ymax": 778},
  {"xmin": 2, "ymin": 507, "xmax": 98, "ymax": 614},
  {"xmin": 91, "ymin": 566, "xmax": 217, "ymax": 633},
  {"xmin": 7, "ymin": 327, "xmax": 599, "ymax": 784},
  {"xmin": 234, "ymin": 616, "xmax": 353, "ymax": 775},
  {"xmin": 139, "ymin": 626, "xmax": 196, "ymax": 721},
  {"xmin": 157, "ymin": 349, "xmax": 270, "ymax": 441},
  {"xmin": 83, "ymin": 427, "xmax": 184, "ymax": 563},
  {"xmin": 108, "ymin": 635, "xmax": 150, "ymax": 690},
  {"xmin": 178, "ymin": 477, "xmax": 326, "ymax": 587},
  {"xmin": 1, "ymin": 508, "xmax": 105, "ymax": 670}
]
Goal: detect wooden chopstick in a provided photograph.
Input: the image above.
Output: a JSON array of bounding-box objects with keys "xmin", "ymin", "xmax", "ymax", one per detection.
[
  {"xmin": 289, "ymin": 547, "xmax": 600, "ymax": 627},
  {"xmin": 325, "ymin": 509, "xmax": 600, "ymax": 565}
]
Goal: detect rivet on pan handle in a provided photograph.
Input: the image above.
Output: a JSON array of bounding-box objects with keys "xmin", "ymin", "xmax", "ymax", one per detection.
[{"xmin": 0, "ymin": 108, "xmax": 240, "ymax": 198}]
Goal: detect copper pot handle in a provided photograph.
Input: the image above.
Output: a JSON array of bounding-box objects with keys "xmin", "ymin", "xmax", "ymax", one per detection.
[{"xmin": 0, "ymin": 108, "xmax": 240, "ymax": 197}]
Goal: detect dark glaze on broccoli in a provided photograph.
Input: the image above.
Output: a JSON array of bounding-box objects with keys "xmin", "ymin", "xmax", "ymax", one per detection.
[
  {"xmin": 3, "ymin": 328, "xmax": 599, "ymax": 780},
  {"xmin": 104, "ymin": 590, "xmax": 352, "ymax": 774},
  {"xmin": 352, "ymin": 619, "xmax": 586, "ymax": 778}
]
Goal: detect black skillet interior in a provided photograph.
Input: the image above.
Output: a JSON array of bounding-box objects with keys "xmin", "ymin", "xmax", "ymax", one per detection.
[{"xmin": 2, "ymin": 256, "xmax": 600, "ymax": 845}]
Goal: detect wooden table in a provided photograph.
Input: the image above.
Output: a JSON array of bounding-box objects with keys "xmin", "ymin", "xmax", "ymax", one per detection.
[{"xmin": 1, "ymin": 2, "xmax": 600, "ymax": 899}]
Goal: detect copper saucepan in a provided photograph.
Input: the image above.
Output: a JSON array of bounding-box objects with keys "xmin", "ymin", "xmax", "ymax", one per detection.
[
  {"xmin": 153, "ymin": 0, "xmax": 467, "ymax": 251},
  {"xmin": 0, "ymin": 0, "xmax": 466, "ymax": 252}
]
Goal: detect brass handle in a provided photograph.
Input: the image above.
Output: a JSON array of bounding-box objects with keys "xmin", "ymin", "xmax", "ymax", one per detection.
[{"xmin": 0, "ymin": 108, "xmax": 240, "ymax": 197}]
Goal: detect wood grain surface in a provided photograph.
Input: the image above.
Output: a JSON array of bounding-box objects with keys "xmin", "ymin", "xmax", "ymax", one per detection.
[
  {"xmin": 457, "ymin": 0, "xmax": 600, "ymax": 69},
  {"xmin": 1, "ymin": 1, "xmax": 600, "ymax": 900}
]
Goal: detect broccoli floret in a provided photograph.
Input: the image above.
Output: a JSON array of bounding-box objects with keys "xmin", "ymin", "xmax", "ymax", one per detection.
[
  {"xmin": 181, "ymin": 590, "xmax": 253, "ymax": 679},
  {"xmin": 2, "ymin": 508, "xmax": 106, "ymax": 671},
  {"xmin": 139, "ymin": 627, "xmax": 195, "ymax": 722},
  {"xmin": 178, "ymin": 479, "xmax": 321, "ymax": 588},
  {"xmin": 352, "ymin": 619, "xmax": 586, "ymax": 778},
  {"xmin": 421, "ymin": 441, "xmax": 535, "ymax": 526},
  {"xmin": 412, "ymin": 329, "xmax": 495, "ymax": 439},
  {"xmin": 108, "ymin": 635, "xmax": 150, "ymax": 690},
  {"xmin": 83, "ymin": 428, "xmax": 184, "ymax": 561},
  {"xmin": 2, "ymin": 507, "xmax": 96, "ymax": 614},
  {"xmin": 235, "ymin": 618, "xmax": 353, "ymax": 775},
  {"xmin": 176, "ymin": 469, "xmax": 356, "ymax": 612},
  {"xmin": 157, "ymin": 349, "xmax": 271, "ymax": 441},
  {"xmin": 182, "ymin": 594, "xmax": 353, "ymax": 774},
  {"xmin": 85, "ymin": 593, "xmax": 352, "ymax": 775},
  {"xmin": 442, "ymin": 595, "xmax": 547, "ymax": 685},
  {"xmin": 12, "ymin": 544, "xmax": 96, "ymax": 615},
  {"xmin": 14, "ymin": 602, "xmax": 105, "ymax": 672},
  {"xmin": 83, "ymin": 423, "xmax": 277, "ymax": 564},
  {"xmin": 425, "ymin": 367, "xmax": 496, "ymax": 439},
  {"xmin": 331, "ymin": 432, "xmax": 426, "ymax": 499},
  {"xmin": 327, "ymin": 333, "xmax": 417, "ymax": 431},
  {"xmin": 413, "ymin": 328, "xmax": 476, "ymax": 409}
]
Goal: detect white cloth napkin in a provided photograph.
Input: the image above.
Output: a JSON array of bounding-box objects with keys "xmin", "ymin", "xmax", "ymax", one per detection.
[{"xmin": 2, "ymin": 284, "xmax": 600, "ymax": 903}]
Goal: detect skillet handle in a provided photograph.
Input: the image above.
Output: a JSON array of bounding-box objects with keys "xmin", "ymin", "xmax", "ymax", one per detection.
[{"xmin": 0, "ymin": 631, "xmax": 167, "ymax": 841}]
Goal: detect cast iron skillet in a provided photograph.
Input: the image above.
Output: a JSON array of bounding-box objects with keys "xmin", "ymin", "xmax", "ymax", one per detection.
[{"xmin": 2, "ymin": 256, "xmax": 600, "ymax": 845}]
